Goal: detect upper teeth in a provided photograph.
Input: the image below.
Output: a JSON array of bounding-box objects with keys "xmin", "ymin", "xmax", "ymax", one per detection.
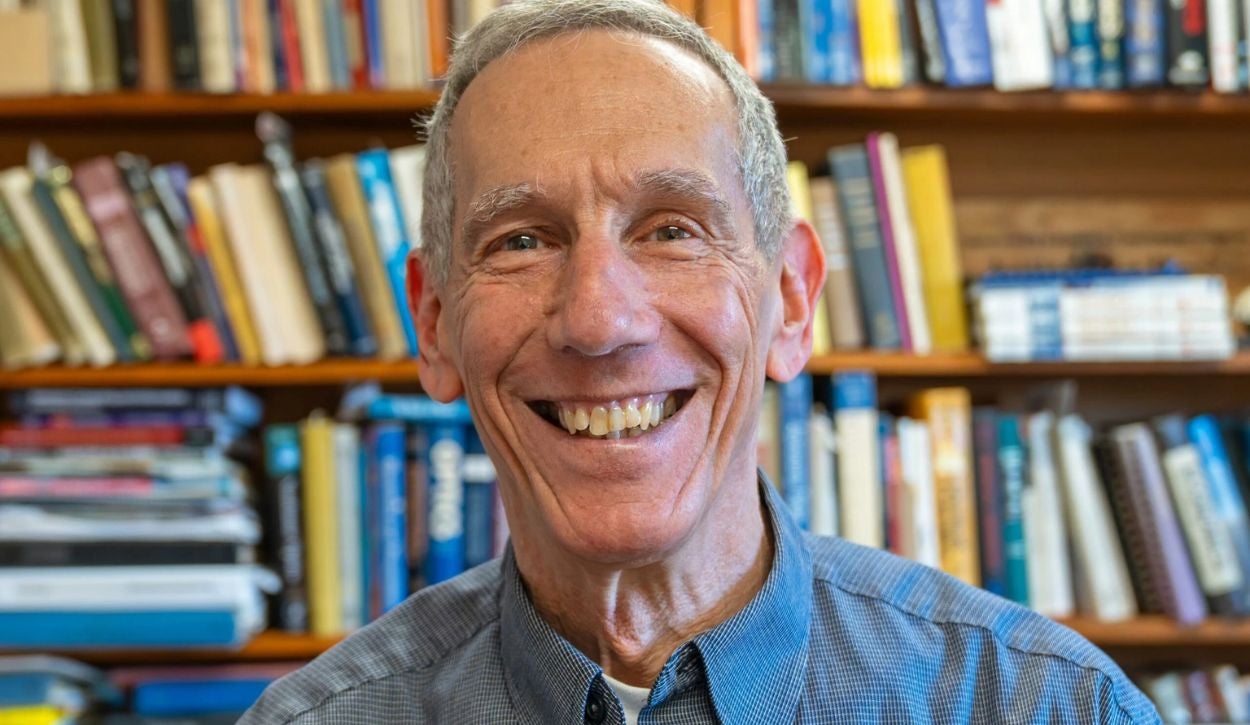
[{"xmin": 555, "ymin": 394, "xmax": 679, "ymax": 439}]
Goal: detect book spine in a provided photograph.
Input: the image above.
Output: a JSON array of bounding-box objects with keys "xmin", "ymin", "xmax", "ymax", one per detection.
[
  {"xmin": 1097, "ymin": 0, "xmax": 1126, "ymax": 87},
  {"xmin": 896, "ymin": 0, "xmax": 921, "ymax": 84},
  {"xmin": 301, "ymin": 414, "xmax": 343, "ymax": 635},
  {"xmin": 343, "ymin": 0, "xmax": 369, "ymax": 88},
  {"xmin": 972, "ymin": 408, "xmax": 1005, "ymax": 597},
  {"xmin": 832, "ymin": 370, "xmax": 882, "ymax": 548},
  {"xmin": 829, "ymin": 145, "xmax": 902, "ymax": 350},
  {"xmin": 356, "ymin": 148, "xmax": 418, "ymax": 355},
  {"xmin": 933, "ymin": 0, "xmax": 994, "ymax": 86},
  {"xmin": 137, "ymin": 0, "xmax": 173, "ymax": 91},
  {"xmin": 1125, "ymin": 0, "xmax": 1167, "ymax": 85},
  {"xmin": 874, "ymin": 132, "xmax": 931, "ymax": 353},
  {"xmin": 897, "ymin": 417, "xmax": 940, "ymax": 566},
  {"xmin": 425, "ymin": 423, "xmax": 466, "ymax": 585},
  {"xmin": 267, "ymin": 0, "xmax": 289, "ymax": 90},
  {"xmin": 462, "ymin": 428, "xmax": 496, "ymax": 569},
  {"xmin": 82, "ymin": 0, "xmax": 120, "ymax": 91},
  {"xmin": 757, "ymin": 0, "xmax": 777, "ymax": 81},
  {"xmin": 0, "ymin": 610, "xmax": 241, "ymax": 648},
  {"xmin": 914, "ymin": 0, "xmax": 948, "ymax": 82},
  {"xmin": 857, "ymin": 0, "xmax": 906, "ymax": 88},
  {"xmin": 1024, "ymin": 411, "xmax": 1074, "ymax": 617},
  {"xmin": 779, "ymin": 372, "xmax": 813, "ymax": 530},
  {"xmin": 1067, "ymin": 0, "xmax": 1101, "ymax": 88},
  {"xmin": 1045, "ymin": 0, "xmax": 1074, "ymax": 87},
  {"xmin": 808, "ymin": 408, "xmax": 838, "ymax": 538},
  {"xmin": 1188, "ymin": 414, "xmax": 1250, "ymax": 612},
  {"xmin": 0, "ymin": 541, "xmax": 248, "ymax": 567},
  {"xmin": 0, "ymin": 424, "xmax": 210, "ymax": 448},
  {"xmin": 772, "ymin": 0, "xmax": 805, "ymax": 81},
  {"xmin": 167, "ymin": 0, "xmax": 202, "ymax": 89},
  {"xmin": 263, "ymin": 425, "xmax": 309, "ymax": 632},
  {"xmin": 864, "ymin": 134, "xmax": 913, "ymax": 350},
  {"xmin": 880, "ymin": 414, "xmax": 903, "ymax": 554},
  {"xmin": 300, "ymin": 161, "xmax": 378, "ymax": 356},
  {"xmin": 322, "ymin": 0, "xmax": 351, "ymax": 89},
  {"xmin": 997, "ymin": 414, "xmax": 1030, "ymax": 606},
  {"xmin": 1168, "ymin": 0, "xmax": 1210, "ymax": 86},
  {"xmin": 1209, "ymin": 0, "xmax": 1242, "ymax": 90},
  {"xmin": 900, "ymin": 145, "xmax": 969, "ymax": 352},
  {"xmin": 911, "ymin": 388, "xmax": 979, "ymax": 587},
  {"xmin": 736, "ymin": 0, "xmax": 761, "ymax": 79},
  {"xmin": 112, "ymin": 0, "xmax": 141, "ymax": 88},
  {"xmin": 0, "ymin": 197, "xmax": 82, "ymax": 364},
  {"xmin": 808, "ymin": 177, "xmax": 865, "ymax": 350},
  {"xmin": 362, "ymin": 0, "xmax": 384, "ymax": 88},
  {"xmin": 799, "ymin": 0, "xmax": 834, "ymax": 83},
  {"xmin": 374, "ymin": 422, "xmax": 408, "ymax": 612},
  {"xmin": 278, "ymin": 0, "xmax": 305, "ymax": 92},
  {"xmin": 333, "ymin": 424, "xmax": 363, "ymax": 630}
]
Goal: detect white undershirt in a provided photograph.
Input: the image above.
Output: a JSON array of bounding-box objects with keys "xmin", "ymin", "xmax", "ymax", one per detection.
[{"xmin": 602, "ymin": 673, "xmax": 651, "ymax": 725}]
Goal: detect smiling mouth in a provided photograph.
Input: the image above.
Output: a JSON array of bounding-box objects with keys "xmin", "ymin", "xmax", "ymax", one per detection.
[{"xmin": 527, "ymin": 391, "xmax": 694, "ymax": 439}]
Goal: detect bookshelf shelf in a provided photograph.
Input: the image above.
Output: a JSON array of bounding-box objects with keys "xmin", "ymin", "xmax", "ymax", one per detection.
[
  {"xmin": 1061, "ymin": 616, "xmax": 1250, "ymax": 649},
  {"xmin": 5, "ymin": 631, "xmax": 345, "ymax": 666},
  {"xmin": 4, "ymin": 353, "xmax": 1250, "ymax": 388},
  {"xmin": 2, "ymin": 87, "xmax": 1250, "ymax": 124}
]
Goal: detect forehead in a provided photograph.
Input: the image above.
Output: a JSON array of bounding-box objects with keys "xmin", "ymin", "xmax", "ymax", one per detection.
[{"xmin": 449, "ymin": 30, "xmax": 741, "ymax": 213}]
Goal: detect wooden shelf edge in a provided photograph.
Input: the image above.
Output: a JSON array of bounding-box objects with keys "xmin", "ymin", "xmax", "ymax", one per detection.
[
  {"xmin": 1060, "ymin": 615, "xmax": 1250, "ymax": 648},
  {"xmin": 0, "ymin": 631, "xmax": 345, "ymax": 666},
  {"xmin": 0, "ymin": 90, "xmax": 443, "ymax": 120},
  {"xmin": 3, "ymin": 353, "xmax": 1249, "ymax": 388}
]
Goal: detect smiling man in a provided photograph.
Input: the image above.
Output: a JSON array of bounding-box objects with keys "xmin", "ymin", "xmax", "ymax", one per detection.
[{"xmin": 242, "ymin": 2, "xmax": 1160, "ymax": 723}]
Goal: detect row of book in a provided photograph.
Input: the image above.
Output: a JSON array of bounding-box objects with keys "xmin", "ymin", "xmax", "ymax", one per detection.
[
  {"xmin": 0, "ymin": 654, "xmax": 293, "ymax": 723},
  {"xmin": 262, "ymin": 384, "xmax": 506, "ymax": 638},
  {"xmin": 762, "ymin": 372, "xmax": 1250, "ymax": 624},
  {"xmin": 0, "ymin": 123, "xmax": 421, "ymax": 370},
  {"xmin": 1142, "ymin": 664, "xmax": 1250, "ymax": 724},
  {"xmin": 0, "ymin": 386, "xmax": 276, "ymax": 650},
  {"xmin": 8, "ymin": 0, "xmax": 1249, "ymax": 99}
]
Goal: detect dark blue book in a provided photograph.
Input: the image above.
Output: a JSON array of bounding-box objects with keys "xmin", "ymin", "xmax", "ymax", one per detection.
[
  {"xmin": 425, "ymin": 423, "xmax": 467, "ymax": 585},
  {"xmin": 779, "ymin": 373, "xmax": 812, "ymax": 530},
  {"xmin": 1189, "ymin": 414, "xmax": 1250, "ymax": 613},
  {"xmin": 1125, "ymin": 0, "xmax": 1166, "ymax": 86},
  {"xmin": 1067, "ymin": 0, "xmax": 1101, "ymax": 88},
  {"xmin": 799, "ymin": 0, "xmax": 833, "ymax": 83},
  {"xmin": 1097, "ymin": 0, "xmax": 1126, "ymax": 88},
  {"xmin": 268, "ymin": 0, "xmax": 288, "ymax": 90},
  {"xmin": 932, "ymin": 0, "xmax": 993, "ymax": 86},
  {"xmin": 758, "ymin": 0, "xmax": 777, "ymax": 81},
  {"xmin": 462, "ymin": 428, "xmax": 496, "ymax": 569},
  {"xmin": 0, "ymin": 611, "xmax": 239, "ymax": 648},
  {"xmin": 997, "ymin": 414, "xmax": 1030, "ymax": 606},
  {"xmin": 829, "ymin": 144, "xmax": 902, "ymax": 350},
  {"xmin": 363, "ymin": 0, "xmax": 384, "ymax": 88},
  {"xmin": 356, "ymin": 148, "xmax": 418, "ymax": 355},
  {"xmin": 972, "ymin": 408, "xmax": 1005, "ymax": 598},
  {"xmin": 134, "ymin": 679, "xmax": 274, "ymax": 717}
]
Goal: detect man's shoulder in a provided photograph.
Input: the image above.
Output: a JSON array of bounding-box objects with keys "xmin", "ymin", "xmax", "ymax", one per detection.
[
  {"xmin": 803, "ymin": 535, "xmax": 1161, "ymax": 723},
  {"xmin": 239, "ymin": 559, "xmax": 505, "ymax": 725}
]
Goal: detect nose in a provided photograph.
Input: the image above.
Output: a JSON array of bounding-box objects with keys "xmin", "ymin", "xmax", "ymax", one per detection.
[{"xmin": 547, "ymin": 233, "xmax": 660, "ymax": 357}]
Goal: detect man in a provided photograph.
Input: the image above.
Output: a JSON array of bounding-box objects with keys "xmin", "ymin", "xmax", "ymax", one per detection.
[{"xmin": 243, "ymin": 1, "xmax": 1160, "ymax": 723}]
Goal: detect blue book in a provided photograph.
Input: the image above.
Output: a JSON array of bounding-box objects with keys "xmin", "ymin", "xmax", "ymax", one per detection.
[
  {"xmin": 997, "ymin": 414, "xmax": 1030, "ymax": 606},
  {"xmin": 362, "ymin": 0, "xmax": 384, "ymax": 88},
  {"xmin": 830, "ymin": 0, "xmax": 861, "ymax": 85},
  {"xmin": 322, "ymin": 0, "xmax": 352, "ymax": 89},
  {"xmin": 972, "ymin": 408, "xmax": 1005, "ymax": 597},
  {"xmin": 356, "ymin": 148, "xmax": 418, "ymax": 355},
  {"xmin": 779, "ymin": 373, "xmax": 813, "ymax": 530},
  {"xmin": 799, "ymin": 0, "xmax": 833, "ymax": 83},
  {"xmin": 0, "ymin": 610, "xmax": 239, "ymax": 648},
  {"xmin": 1096, "ymin": 0, "xmax": 1125, "ymax": 88},
  {"xmin": 1188, "ymin": 414, "xmax": 1250, "ymax": 613},
  {"xmin": 1067, "ymin": 0, "xmax": 1100, "ymax": 88},
  {"xmin": 341, "ymin": 384, "xmax": 473, "ymax": 424},
  {"xmin": 357, "ymin": 433, "xmax": 372, "ymax": 622},
  {"xmin": 462, "ymin": 428, "xmax": 497, "ymax": 569},
  {"xmin": 1124, "ymin": 0, "xmax": 1166, "ymax": 86},
  {"xmin": 268, "ymin": 0, "xmax": 288, "ymax": 90},
  {"xmin": 135, "ymin": 679, "xmax": 274, "ymax": 717},
  {"xmin": 370, "ymin": 422, "xmax": 408, "ymax": 613},
  {"xmin": 425, "ymin": 424, "xmax": 467, "ymax": 585},
  {"xmin": 932, "ymin": 0, "xmax": 993, "ymax": 86},
  {"xmin": 758, "ymin": 0, "xmax": 777, "ymax": 81},
  {"xmin": 829, "ymin": 145, "xmax": 902, "ymax": 350}
]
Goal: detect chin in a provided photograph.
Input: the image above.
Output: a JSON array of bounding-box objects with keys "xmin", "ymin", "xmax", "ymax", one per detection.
[{"xmin": 548, "ymin": 486, "xmax": 709, "ymax": 568}]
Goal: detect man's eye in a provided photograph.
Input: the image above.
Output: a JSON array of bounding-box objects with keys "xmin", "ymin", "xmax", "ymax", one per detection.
[
  {"xmin": 502, "ymin": 234, "xmax": 543, "ymax": 251},
  {"xmin": 647, "ymin": 225, "xmax": 693, "ymax": 242}
]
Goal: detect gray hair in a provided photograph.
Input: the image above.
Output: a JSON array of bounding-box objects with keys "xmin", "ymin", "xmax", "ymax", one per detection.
[{"xmin": 418, "ymin": 0, "xmax": 791, "ymax": 286}]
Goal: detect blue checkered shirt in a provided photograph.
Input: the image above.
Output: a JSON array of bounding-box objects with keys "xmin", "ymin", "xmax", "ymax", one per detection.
[{"xmin": 241, "ymin": 478, "xmax": 1161, "ymax": 724}]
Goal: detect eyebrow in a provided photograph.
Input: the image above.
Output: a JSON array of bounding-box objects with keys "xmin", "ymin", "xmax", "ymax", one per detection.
[{"xmin": 458, "ymin": 168, "xmax": 735, "ymax": 248}]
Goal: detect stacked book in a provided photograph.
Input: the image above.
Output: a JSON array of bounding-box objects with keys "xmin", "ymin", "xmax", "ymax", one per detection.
[
  {"xmin": 972, "ymin": 268, "xmax": 1236, "ymax": 362},
  {"xmin": 0, "ymin": 120, "xmax": 423, "ymax": 369},
  {"xmin": 264, "ymin": 385, "xmax": 505, "ymax": 637},
  {"xmin": 760, "ymin": 372, "xmax": 1250, "ymax": 625},
  {"xmin": 104, "ymin": 663, "xmax": 301, "ymax": 723},
  {"xmin": 0, "ymin": 655, "xmax": 117, "ymax": 725},
  {"xmin": 1142, "ymin": 664, "xmax": 1250, "ymax": 724},
  {"xmin": 0, "ymin": 386, "xmax": 276, "ymax": 649}
]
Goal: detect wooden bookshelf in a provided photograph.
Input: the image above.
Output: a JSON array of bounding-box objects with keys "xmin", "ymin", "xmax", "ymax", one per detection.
[{"xmin": 17, "ymin": 631, "xmax": 345, "ymax": 666}]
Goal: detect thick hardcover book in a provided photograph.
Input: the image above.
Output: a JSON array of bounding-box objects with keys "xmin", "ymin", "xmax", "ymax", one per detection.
[
  {"xmin": 832, "ymin": 371, "xmax": 882, "ymax": 548},
  {"xmin": 1167, "ymin": 0, "xmax": 1210, "ymax": 86},
  {"xmin": 425, "ymin": 423, "xmax": 466, "ymax": 586},
  {"xmin": 0, "ymin": 541, "xmax": 250, "ymax": 567},
  {"xmin": 829, "ymin": 144, "xmax": 902, "ymax": 350},
  {"xmin": 1096, "ymin": 436, "xmax": 1159, "ymax": 613},
  {"xmin": 914, "ymin": 0, "xmax": 948, "ymax": 82},
  {"xmin": 114, "ymin": 153, "xmax": 223, "ymax": 362},
  {"xmin": 911, "ymin": 388, "xmax": 978, "ymax": 587},
  {"xmin": 356, "ymin": 148, "xmax": 418, "ymax": 355},
  {"xmin": 362, "ymin": 0, "xmax": 384, "ymax": 88},
  {"xmin": 263, "ymin": 425, "xmax": 309, "ymax": 632},
  {"xmin": 933, "ymin": 0, "xmax": 994, "ymax": 86},
  {"xmin": 807, "ymin": 177, "xmax": 865, "ymax": 350},
  {"xmin": 1188, "ymin": 414, "xmax": 1250, "ymax": 613},
  {"xmin": 267, "ymin": 0, "xmax": 288, "ymax": 90},
  {"xmin": 0, "ymin": 424, "xmax": 219, "ymax": 449},
  {"xmin": 167, "ymin": 0, "xmax": 201, "ymax": 89},
  {"xmin": 323, "ymin": 0, "xmax": 352, "ymax": 89},
  {"xmin": 195, "ymin": 0, "xmax": 236, "ymax": 92},
  {"xmin": 258, "ymin": 114, "xmax": 350, "ymax": 356},
  {"xmin": 900, "ymin": 145, "xmax": 969, "ymax": 352},
  {"xmin": 779, "ymin": 373, "xmax": 813, "ymax": 530},
  {"xmin": 333, "ymin": 424, "xmax": 363, "ymax": 630},
  {"xmin": 1125, "ymin": 0, "xmax": 1167, "ymax": 86},
  {"xmin": 972, "ymin": 408, "xmax": 1005, "ymax": 597},
  {"xmin": 0, "ymin": 610, "xmax": 240, "ymax": 648},
  {"xmin": 896, "ymin": 0, "xmax": 921, "ymax": 84},
  {"xmin": 863, "ymin": 136, "xmax": 912, "ymax": 349},
  {"xmin": 112, "ymin": 0, "xmax": 141, "ymax": 88},
  {"xmin": 997, "ymin": 414, "xmax": 1030, "ymax": 606},
  {"xmin": 462, "ymin": 428, "xmax": 496, "ymax": 570},
  {"xmin": 1067, "ymin": 0, "xmax": 1100, "ymax": 88},
  {"xmin": 1097, "ymin": 0, "xmax": 1126, "ymax": 87},
  {"xmin": 342, "ymin": 0, "xmax": 369, "ymax": 89},
  {"xmin": 869, "ymin": 132, "xmax": 929, "ymax": 353},
  {"xmin": 300, "ymin": 160, "xmax": 378, "ymax": 356},
  {"xmin": 1108, "ymin": 423, "xmax": 1208, "ymax": 625},
  {"xmin": 0, "ymin": 255, "xmax": 59, "ymax": 368},
  {"xmin": 293, "ymin": 0, "xmax": 331, "ymax": 92},
  {"xmin": 986, "ymin": 0, "xmax": 1055, "ymax": 90}
]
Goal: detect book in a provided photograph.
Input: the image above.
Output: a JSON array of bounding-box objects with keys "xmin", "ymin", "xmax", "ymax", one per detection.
[
  {"xmin": 334, "ymin": 424, "xmax": 364, "ymax": 631},
  {"xmin": 167, "ymin": 0, "xmax": 201, "ymax": 89},
  {"xmin": 1097, "ymin": 0, "xmax": 1126, "ymax": 88},
  {"xmin": 1167, "ymin": 0, "xmax": 1210, "ymax": 87},
  {"xmin": 388, "ymin": 145, "xmax": 427, "ymax": 251},
  {"xmin": 292, "ymin": 0, "xmax": 332, "ymax": 92},
  {"xmin": 986, "ymin": 0, "xmax": 1055, "ymax": 91},
  {"xmin": 1124, "ymin": 0, "xmax": 1167, "ymax": 86},
  {"xmin": 869, "ymin": 132, "xmax": 929, "ymax": 354},
  {"xmin": 779, "ymin": 373, "xmax": 812, "ymax": 530},
  {"xmin": 81, "ymin": 0, "xmax": 120, "ymax": 91},
  {"xmin": 897, "ymin": 416, "xmax": 940, "ymax": 568},
  {"xmin": 1188, "ymin": 414, "xmax": 1250, "ymax": 613},
  {"xmin": 881, "ymin": 413, "xmax": 903, "ymax": 554},
  {"xmin": 972, "ymin": 408, "xmax": 1005, "ymax": 597},
  {"xmin": 45, "ymin": 0, "xmax": 92, "ymax": 94},
  {"xmin": 0, "ymin": 541, "xmax": 251, "ymax": 568},
  {"xmin": 910, "ymin": 388, "xmax": 978, "ymax": 586},
  {"xmin": 808, "ymin": 407, "xmax": 838, "ymax": 538},
  {"xmin": 113, "ymin": 0, "xmax": 141, "ymax": 89},
  {"xmin": 1209, "ymin": 0, "xmax": 1242, "ymax": 91},
  {"xmin": 900, "ymin": 145, "xmax": 969, "ymax": 352},
  {"xmin": 857, "ymin": 0, "xmax": 905, "ymax": 88},
  {"xmin": 262, "ymin": 425, "xmax": 308, "ymax": 632},
  {"xmin": 0, "ymin": 253, "xmax": 59, "ymax": 369},
  {"xmin": 276, "ymin": 0, "xmax": 305, "ymax": 92},
  {"xmin": 997, "ymin": 414, "xmax": 1030, "ymax": 606},
  {"xmin": 300, "ymin": 413, "xmax": 342, "ymax": 636},
  {"xmin": 786, "ymin": 161, "xmax": 829, "ymax": 356},
  {"xmin": 1022, "ymin": 411, "xmax": 1074, "ymax": 618},
  {"xmin": 914, "ymin": 0, "xmax": 948, "ymax": 82},
  {"xmin": 832, "ymin": 371, "xmax": 881, "ymax": 548},
  {"xmin": 807, "ymin": 176, "xmax": 865, "ymax": 350},
  {"xmin": 368, "ymin": 422, "xmax": 408, "ymax": 610},
  {"xmin": 322, "ymin": 0, "xmax": 351, "ymax": 89},
  {"xmin": 798, "ymin": 0, "xmax": 833, "ymax": 83},
  {"xmin": 356, "ymin": 148, "xmax": 419, "ymax": 356},
  {"xmin": 462, "ymin": 428, "xmax": 496, "ymax": 570},
  {"xmin": 933, "ymin": 0, "xmax": 994, "ymax": 86},
  {"xmin": 137, "ymin": 0, "xmax": 172, "ymax": 91},
  {"xmin": 379, "ymin": 0, "xmax": 419, "ymax": 89},
  {"xmin": 0, "ymin": 9, "xmax": 53, "ymax": 97},
  {"xmin": 195, "ymin": 0, "xmax": 235, "ymax": 92},
  {"xmin": 0, "ymin": 195, "xmax": 82, "ymax": 364},
  {"xmin": 425, "ymin": 423, "xmax": 467, "ymax": 586}
]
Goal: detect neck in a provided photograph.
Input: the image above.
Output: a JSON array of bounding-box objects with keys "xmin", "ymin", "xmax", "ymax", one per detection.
[{"xmin": 513, "ymin": 472, "xmax": 774, "ymax": 688}]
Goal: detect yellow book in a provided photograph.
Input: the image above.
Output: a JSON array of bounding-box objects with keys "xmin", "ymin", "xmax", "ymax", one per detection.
[
  {"xmin": 785, "ymin": 161, "xmax": 832, "ymax": 356},
  {"xmin": 0, "ymin": 704, "xmax": 67, "ymax": 725},
  {"xmin": 0, "ymin": 252, "xmax": 59, "ymax": 368},
  {"xmin": 901, "ymin": 145, "xmax": 970, "ymax": 352},
  {"xmin": 301, "ymin": 412, "xmax": 343, "ymax": 636},
  {"xmin": 909, "ymin": 387, "xmax": 978, "ymax": 587},
  {"xmin": 856, "ymin": 0, "xmax": 905, "ymax": 89},
  {"xmin": 187, "ymin": 176, "xmax": 263, "ymax": 365}
]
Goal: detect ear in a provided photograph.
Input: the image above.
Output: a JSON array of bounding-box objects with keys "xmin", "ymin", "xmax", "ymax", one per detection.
[
  {"xmin": 407, "ymin": 252, "xmax": 465, "ymax": 403},
  {"xmin": 765, "ymin": 219, "xmax": 826, "ymax": 383}
]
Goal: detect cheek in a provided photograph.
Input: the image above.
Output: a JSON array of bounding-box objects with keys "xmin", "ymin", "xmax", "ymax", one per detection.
[{"xmin": 651, "ymin": 263, "xmax": 765, "ymax": 368}]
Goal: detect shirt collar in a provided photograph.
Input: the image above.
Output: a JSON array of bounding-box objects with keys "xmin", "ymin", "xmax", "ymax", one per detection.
[{"xmin": 499, "ymin": 472, "xmax": 812, "ymax": 724}]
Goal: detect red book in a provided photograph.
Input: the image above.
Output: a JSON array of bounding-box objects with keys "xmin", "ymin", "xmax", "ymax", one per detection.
[
  {"xmin": 427, "ymin": 0, "xmax": 450, "ymax": 79},
  {"xmin": 882, "ymin": 420, "xmax": 905, "ymax": 556},
  {"xmin": 0, "ymin": 424, "xmax": 197, "ymax": 448},
  {"xmin": 0, "ymin": 476, "xmax": 156, "ymax": 498},
  {"xmin": 72, "ymin": 157, "xmax": 193, "ymax": 360},
  {"xmin": 342, "ymin": 0, "xmax": 369, "ymax": 89},
  {"xmin": 278, "ymin": 0, "xmax": 305, "ymax": 92}
]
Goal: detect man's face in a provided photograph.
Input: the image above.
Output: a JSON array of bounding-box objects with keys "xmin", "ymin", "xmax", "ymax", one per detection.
[{"xmin": 416, "ymin": 31, "xmax": 809, "ymax": 565}]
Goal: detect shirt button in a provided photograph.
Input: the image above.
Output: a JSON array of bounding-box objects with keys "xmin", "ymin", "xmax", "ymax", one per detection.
[{"xmin": 585, "ymin": 694, "xmax": 607, "ymax": 724}]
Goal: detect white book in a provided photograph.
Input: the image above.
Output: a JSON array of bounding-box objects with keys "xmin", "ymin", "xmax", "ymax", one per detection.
[
  {"xmin": 380, "ymin": 0, "xmax": 419, "ymax": 89},
  {"xmin": 875, "ymin": 133, "xmax": 931, "ymax": 354},
  {"xmin": 897, "ymin": 417, "xmax": 940, "ymax": 569},
  {"xmin": 0, "ymin": 168, "xmax": 114, "ymax": 367},
  {"xmin": 293, "ymin": 0, "xmax": 332, "ymax": 92},
  {"xmin": 334, "ymin": 423, "xmax": 364, "ymax": 631},
  {"xmin": 1161, "ymin": 441, "xmax": 1244, "ymax": 597},
  {"xmin": 195, "ymin": 0, "xmax": 235, "ymax": 92},
  {"xmin": 40, "ymin": 0, "xmax": 92, "ymax": 94},
  {"xmin": 0, "ymin": 565, "xmax": 277, "ymax": 610},
  {"xmin": 0, "ymin": 502, "xmax": 261, "ymax": 543},
  {"xmin": 987, "ymin": 0, "xmax": 1055, "ymax": 91},
  {"xmin": 835, "ymin": 392, "xmax": 881, "ymax": 548},
  {"xmin": 1053, "ymin": 415, "xmax": 1137, "ymax": 622},
  {"xmin": 410, "ymin": 0, "xmax": 431, "ymax": 85},
  {"xmin": 1209, "ymin": 0, "xmax": 1241, "ymax": 92},
  {"xmin": 1022, "ymin": 411, "xmax": 1074, "ymax": 618},
  {"xmin": 390, "ymin": 144, "xmax": 428, "ymax": 249},
  {"xmin": 808, "ymin": 408, "xmax": 839, "ymax": 538}
]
